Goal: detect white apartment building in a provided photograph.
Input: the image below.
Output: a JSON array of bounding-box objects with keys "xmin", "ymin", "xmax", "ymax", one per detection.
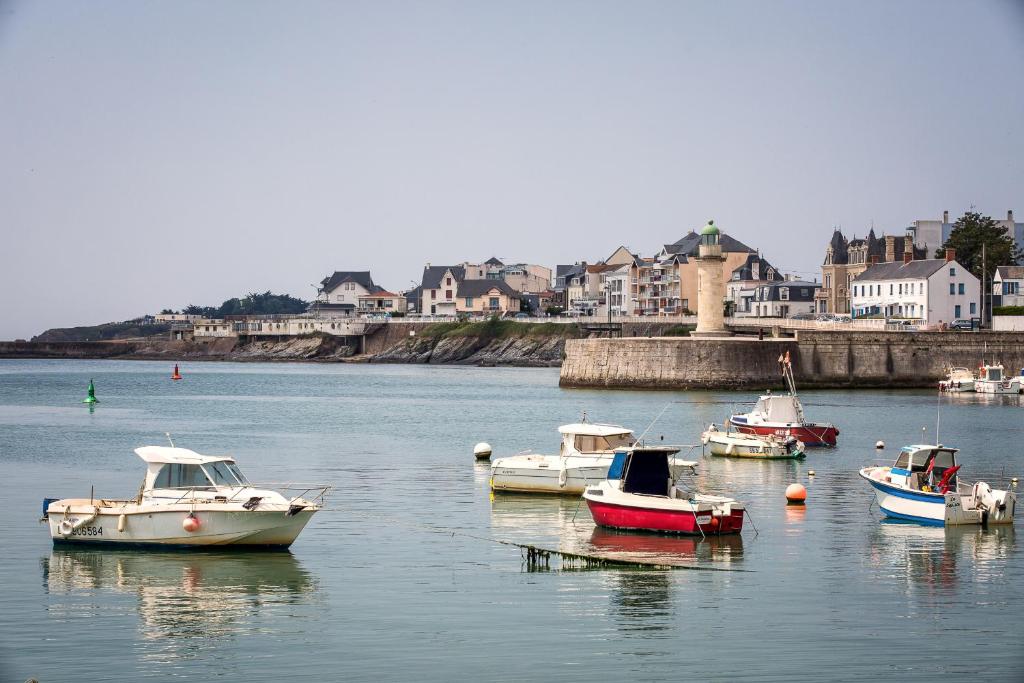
[{"xmin": 850, "ymin": 253, "xmax": 979, "ymax": 324}]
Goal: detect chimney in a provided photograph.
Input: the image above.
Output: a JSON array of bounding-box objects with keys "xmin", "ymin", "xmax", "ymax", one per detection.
[
  {"xmin": 1009, "ymin": 209, "xmax": 1014, "ymax": 222},
  {"xmin": 943, "ymin": 210, "xmax": 949, "ymax": 223},
  {"xmin": 870, "ymin": 255, "xmax": 879, "ymax": 265},
  {"xmin": 945, "ymin": 248, "xmax": 955, "ymax": 263},
  {"xmin": 903, "ymin": 251, "xmax": 912, "ymax": 264}
]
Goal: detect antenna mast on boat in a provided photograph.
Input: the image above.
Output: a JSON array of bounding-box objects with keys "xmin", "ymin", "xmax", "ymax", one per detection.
[
  {"xmin": 635, "ymin": 402, "xmax": 672, "ymax": 444},
  {"xmin": 935, "ymin": 392, "xmax": 941, "ymax": 446},
  {"xmin": 779, "ymin": 351, "xmax": 805, "ymax": 423},
  {"xmin": 165, "ymin": 432, "xmax": 175, "ymax": 448}
]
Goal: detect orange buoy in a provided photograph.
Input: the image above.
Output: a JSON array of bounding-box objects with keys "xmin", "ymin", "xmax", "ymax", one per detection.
[
  {"xmin": 710, "ymin": 516, "xmax": 721, "ymax": 530},
  {"xmin": 171, "ymin": 363, "xmax": 182, "ymax": 381},
  {"xmin": 785, "ymin": 483, "xmax": 807, "ymax": 505},
  {"xmin": 182, "ymin": 514, "xmax": 200, "ymax": 532}
]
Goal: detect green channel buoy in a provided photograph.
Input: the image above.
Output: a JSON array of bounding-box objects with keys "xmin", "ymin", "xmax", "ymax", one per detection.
[{"xmin": 83, "ymin": 379, "xmax": 99, "ymax": 404}]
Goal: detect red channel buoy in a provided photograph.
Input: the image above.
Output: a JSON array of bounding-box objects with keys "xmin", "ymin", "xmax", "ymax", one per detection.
[
  {"xmin": 785, "ymin": 483, "xmax": 807, "ymax": 505},
  {"xmin": 171, "ymin": 364, "xmax": 182, "ymax": 381},
  {"xmin": 182, "ymin": 514, "xmax": 201, "ymax": 532}
]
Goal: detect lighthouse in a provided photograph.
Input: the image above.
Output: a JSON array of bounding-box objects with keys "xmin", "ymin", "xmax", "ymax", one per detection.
[{"xmin": 692, "ymin": 220, "xmax": 732, "ymax": 337}]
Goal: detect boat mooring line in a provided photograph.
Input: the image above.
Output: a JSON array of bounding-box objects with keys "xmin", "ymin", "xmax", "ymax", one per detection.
[{"xmin": 326, "ymin": 508, "xmax": 753, "ymax": 573}]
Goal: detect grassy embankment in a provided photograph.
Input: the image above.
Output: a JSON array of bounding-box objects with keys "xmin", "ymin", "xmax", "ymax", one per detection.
[{"xmin": 417, "ymin": 318, "xmax": 580, "ymax": 341}]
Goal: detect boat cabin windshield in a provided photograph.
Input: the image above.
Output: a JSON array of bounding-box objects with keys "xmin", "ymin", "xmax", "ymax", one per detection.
[
  {"xmin": 894, "ymin": 447, "xmax": 957, "ymax": 474},
  {"xmin": 621, "ymin": 452, "xmax": 670, "ymax": 497},
  {"xmin": 153, "ymin": 460, "xmax": 247, "ymax": 489},
  {"xmin": 574, "ymin": 433, "xmax": 634, "ymax": 453}
]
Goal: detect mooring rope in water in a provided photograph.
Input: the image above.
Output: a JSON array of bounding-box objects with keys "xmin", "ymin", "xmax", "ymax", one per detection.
[{"xmin": 326, "ymin": 507, "xmax": 752, "ymax": 572}]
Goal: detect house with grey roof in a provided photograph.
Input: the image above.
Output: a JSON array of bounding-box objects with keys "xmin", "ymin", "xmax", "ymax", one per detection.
[
  {"xmin": 419, "ymin": 265, "xmax": 466, "ymax": 315},
  {"xmin": 312, "ymin": 271, "xmax": 386, "ymax": 318},
  {"xmin": 728, "ymin": 253, "xmax": 784, "ymax": 315},
  {"xmin": 850, "ymin": 251, "xmax": 979, "ymax": 324},
  {"xmin": 993, "ymin": 265, "xmax": 1024, "ymax": 308},
  {"xmin": 745, "ymin": 280, "xmax": 821, "ymax": 318}
]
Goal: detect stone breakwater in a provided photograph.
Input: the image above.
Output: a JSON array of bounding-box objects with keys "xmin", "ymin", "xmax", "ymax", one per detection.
[{"xmin": 560, "ymin": 331, "xmax": 1024, "ymax": 389}]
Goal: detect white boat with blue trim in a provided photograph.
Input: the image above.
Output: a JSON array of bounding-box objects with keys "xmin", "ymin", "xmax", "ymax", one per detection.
[{"xmin": 859, "ymin": 445, "xmax": 1015, "ymax": 526}]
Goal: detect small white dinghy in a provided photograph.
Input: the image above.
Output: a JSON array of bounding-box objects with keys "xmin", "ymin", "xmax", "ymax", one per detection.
[
  {"xmin": 43, "ymin": 446, "xmax": 329, "ymax": 549},
  {"xmin": 701, "ymin": 424, "xmax": 805, "ymax": 459}
]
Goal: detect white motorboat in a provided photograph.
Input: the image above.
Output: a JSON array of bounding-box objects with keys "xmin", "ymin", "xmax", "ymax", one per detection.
[
  {"xmin": 701, "ymin": 424, "xmax": 805, "ymax": 459},
  {"xmin": 43, "ymin": 446, "xmax": 329, "ymax": 549},
  {"xmin": 973, "ymin": 364, "xmax": 1022, "ymax": 395},
  {"xmin": 490, "ymin": 422, "xmax": 697, "ymax": 495},
  {"xmin": 859, "ymin": 444, "xmax": 1015, "ymax": 526},
  {"xmin": 938, "ymin": 367, "xmax": 976, "ymax": 392}
]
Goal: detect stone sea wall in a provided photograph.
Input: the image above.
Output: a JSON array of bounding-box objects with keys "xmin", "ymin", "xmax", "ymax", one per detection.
[{"xmin": 560, "ymin": 331, "xmax": 1024, "ymax": 389}]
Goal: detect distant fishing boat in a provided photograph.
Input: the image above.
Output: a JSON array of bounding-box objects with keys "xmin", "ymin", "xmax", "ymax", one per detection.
[
  {"xmin": 938, "ymin": 367, "xmax": 975, "ymax": 392},
  {"xmin": 43, "ymin": 446, "xmax": 329, "ymax": 549},
  {"xmin": 859, "ymin": 444, "xmax": 1015, "ymax": 526},
  {"xmin": 583, "ymin": 447, "xmax": 744, "ymax": 536},
  {"xmin": 973, "ymin": 364, "xmax": 1021, "ymax": 395}
]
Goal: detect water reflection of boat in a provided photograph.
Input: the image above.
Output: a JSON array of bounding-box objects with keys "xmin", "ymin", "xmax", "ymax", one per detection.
[
  {"xmin": 588, "ymin": 527, "xmax": 743, "ymax": 566},
  {"xmin": 866, "ymin": 521, "xmax": 1016, "ymax": 593},
  {"xmin": 608, "ymin": 570, "xmax": 673, "ymax": 634},
  {"xmin": 42, "ymin": 548, "xmax": 317, "ymax": 655}
]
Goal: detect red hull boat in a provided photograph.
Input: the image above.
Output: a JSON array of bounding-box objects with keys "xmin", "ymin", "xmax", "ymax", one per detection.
[
  {"xmin": 583, "ymin": 447, "xmax": 744, "ymax": 536},
  {"xmin": 729, "ymin": 352, "xmax": 839, "ymax": 447}
]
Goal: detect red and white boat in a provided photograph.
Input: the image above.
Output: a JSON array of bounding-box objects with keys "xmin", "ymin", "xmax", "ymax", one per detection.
[
  {"xmin": 583, "ymin": 447, "xmax": 744, "ymax": 536},
  {"xmin": 729, "ymin": 352, "xmax": 839, "ymax": 447}
]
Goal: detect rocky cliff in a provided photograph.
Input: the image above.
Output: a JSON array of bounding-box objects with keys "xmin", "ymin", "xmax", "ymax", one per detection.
[{"xmin": 370, "ymin": 333, "xmax": 565, "ymax": 366}]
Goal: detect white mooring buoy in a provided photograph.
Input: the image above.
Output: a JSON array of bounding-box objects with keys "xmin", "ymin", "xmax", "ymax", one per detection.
[
  {"xmin": 875, "ymin": 440, "xmax": 885, "ymax": 449},
  {"xmin": 474, "ymin": 442, "xmax": 492, "ymax": 460}
]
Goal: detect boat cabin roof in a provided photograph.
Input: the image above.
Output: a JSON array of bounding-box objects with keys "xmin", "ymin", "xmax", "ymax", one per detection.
[
  {"xmin": 611, "ymin": 447, "xmax": 677, "ymax": 496},
  {"xmin": 558, "ymin": 422, "xmax": 633, "ymax": 437},
  {"xmin": 752, "ymin": 394, "xmax": 801, "ymax": 422},
  {"xmin": 134, "ymin": 446, "xmax": 235, "ymax": 465}
]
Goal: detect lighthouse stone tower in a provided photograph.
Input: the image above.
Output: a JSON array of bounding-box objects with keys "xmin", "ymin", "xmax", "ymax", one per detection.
[{"xmin": 692, "ymin": 220, "xmax": 732, "ymax": 337}]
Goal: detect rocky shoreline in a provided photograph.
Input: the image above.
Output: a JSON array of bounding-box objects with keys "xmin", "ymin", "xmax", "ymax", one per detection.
[{"xmin": 0, "ymin": 333, "xmax": 564, "ymax": 366}]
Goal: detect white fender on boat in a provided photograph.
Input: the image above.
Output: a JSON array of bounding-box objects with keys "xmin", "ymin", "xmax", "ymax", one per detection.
[
  {"xmin": 58, "ymin": 508, "xmax": 99, "ymax": 537},
  {"xmin": 558, "ymin": 467, "xmax": 568, "ymax": 488},
  {"xmin": 118, "ymin": 513, "xmax": 127, "ymax": 532},
  {"xmin": 725, "ymin": 443, "xmax": 735, "ymax": 455}
]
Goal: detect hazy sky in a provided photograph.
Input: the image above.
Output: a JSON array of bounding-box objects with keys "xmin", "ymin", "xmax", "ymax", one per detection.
[{"xmin": 2, "ymin": 0, "xmax": 1022, "ymax": 338}]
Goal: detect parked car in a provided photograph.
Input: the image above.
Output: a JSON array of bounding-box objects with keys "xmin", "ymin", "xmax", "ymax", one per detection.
[
  {"xmin": 513, "ymin": 312, "xmax": 530, "ymax": 320},
  {"xmin": 949, "ymin": 319, "xmax": 977, "ymax": 331}
]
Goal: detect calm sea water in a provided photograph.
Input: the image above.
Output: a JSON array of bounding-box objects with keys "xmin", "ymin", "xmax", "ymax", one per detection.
[{"xmin": 0, "ymin": 360, "xmax": 1022, "ymax": 682}]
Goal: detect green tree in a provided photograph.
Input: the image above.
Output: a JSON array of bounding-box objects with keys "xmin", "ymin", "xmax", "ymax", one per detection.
[{"xmin": 936, "ymin": 211, "xmax": 1022, "ymax": 282}]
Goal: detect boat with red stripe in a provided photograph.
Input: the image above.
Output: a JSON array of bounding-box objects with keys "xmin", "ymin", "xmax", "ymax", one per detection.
[{"xmin": 729, "ymin": 351, "xmax": 839, "ymax": 447}]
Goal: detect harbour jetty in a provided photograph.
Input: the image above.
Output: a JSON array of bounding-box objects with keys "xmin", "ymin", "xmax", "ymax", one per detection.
[{"xmin": 559, "ymin": 330, "xmax": 1024, "ymax": 389}]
